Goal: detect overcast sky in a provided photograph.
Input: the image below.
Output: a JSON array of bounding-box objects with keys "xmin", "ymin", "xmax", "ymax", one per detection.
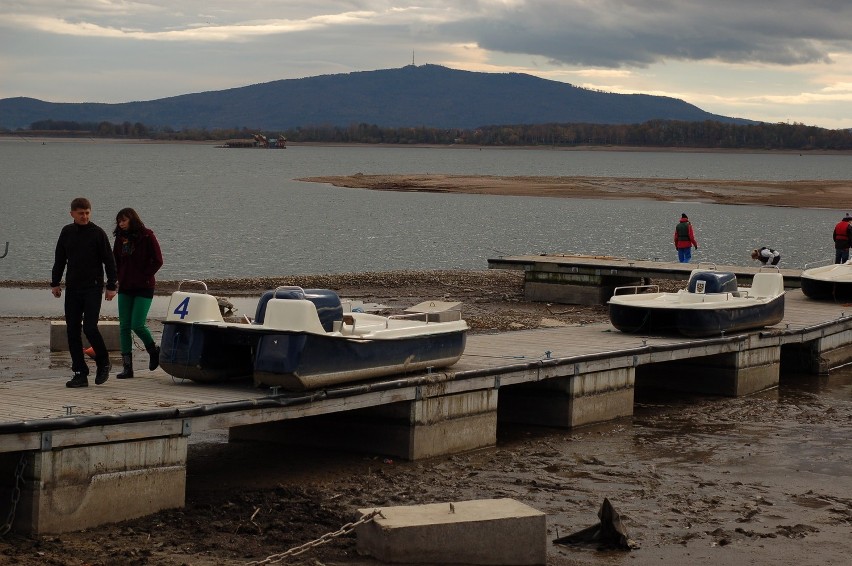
[{"xmin": 2, "ymin": 1, "xmax": 852, "ymax": 129}]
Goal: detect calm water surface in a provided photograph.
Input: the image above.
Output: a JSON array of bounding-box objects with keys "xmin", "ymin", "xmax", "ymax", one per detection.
[{"xmin": 2, "ymin": 140, "xmax": 851, "ymax": 283}]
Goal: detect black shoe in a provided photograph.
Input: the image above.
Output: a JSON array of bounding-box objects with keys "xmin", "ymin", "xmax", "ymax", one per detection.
[
  {"xmin": 117, "ymin": 353, "xmax": 134, "ymax": 379},
  {"xmin": 95, "ymin": 363, "xmax": 111, "ymax": 385},
  {"xmin": 146, "ymin": 343, "xmax": 161, "ymax": 371},
  {"xmin": 66, "ymin": 372, "xmax": 89, "ymax": 388}
]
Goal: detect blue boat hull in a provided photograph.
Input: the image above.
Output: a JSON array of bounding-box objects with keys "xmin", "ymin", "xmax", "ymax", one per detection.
[
  {"xmin": 160, "ymin": 322, "xmax": 258, "ymax": 382},
  {"xmin": 801, "ymin": 277, "xmax": 852, "ymax": 301},
  {"xmin": 253, "ymin": 330, "xmax": 467, "ymax": 390},
  {"xmin": 608, "ymin": 295, "xmax": 785, "ymax": 337}
]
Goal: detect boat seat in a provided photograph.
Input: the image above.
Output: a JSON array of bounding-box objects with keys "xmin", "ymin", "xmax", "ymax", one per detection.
[
  {"xmin": 255, "ymin": 288, "xmax": 343, "ymax": 331},
  {"xmin": 261, "ymin": 299, "xmax": 328, "ymax": 334},
  {"xmin": 255, "ymin": 288, "xmax": 305, "ymax": 323},
  {"xmin": 165, "ymin": 291, "xmax": 223, "ymax": 323},
  {"xmin": 748, "ymin": 273, "xmax": 784, "ymax": 298},
  {"xmin": 339, "ymin": 314, "xmax": 386, "ymax": 336}
]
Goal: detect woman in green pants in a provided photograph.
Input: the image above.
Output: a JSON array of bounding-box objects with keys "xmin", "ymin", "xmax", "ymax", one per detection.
[{"xmin": 112, "ymin": 208, "xmax": 163, "ymax": 378}]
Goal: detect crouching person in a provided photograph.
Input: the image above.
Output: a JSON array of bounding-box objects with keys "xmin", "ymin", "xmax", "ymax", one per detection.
[{"xmin": 751, "ymin": 247, "xmax": 781, "ymax": 266}]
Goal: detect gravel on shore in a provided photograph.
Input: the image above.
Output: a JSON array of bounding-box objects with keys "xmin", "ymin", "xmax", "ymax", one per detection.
[{"xmin": 1, "ymin": 269, "xmax": 686, "ymax": 332}]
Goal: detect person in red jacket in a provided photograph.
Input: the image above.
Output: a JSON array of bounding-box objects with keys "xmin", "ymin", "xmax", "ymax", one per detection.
[
  {"xmin": 112, "ymin": 208, "xmax": 163, "ymax": 379},
  {"xmin": 673, "ymin": 213, "xmax": 698, "ymax": 263},
  {"xmin": 833, "ymin": 213, "xmax": 852, "ymax": 264}
]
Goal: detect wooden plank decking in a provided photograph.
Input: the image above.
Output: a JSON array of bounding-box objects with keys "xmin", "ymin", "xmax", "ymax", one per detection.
[
  {"xmin": 488, "ymin": 254, "xmax": 804, "ymax": 287},
  {"xmin": 2, "ymin": 289, "xmax": 850, "ymax": 451}
]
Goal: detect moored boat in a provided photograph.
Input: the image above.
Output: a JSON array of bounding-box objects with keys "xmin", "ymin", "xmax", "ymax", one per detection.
[
  {"xmin": 800, "ymin": 259, "xmax": 852, "ymax": 301},
  {"xmin": 252, "ymin": 297, "xmax": 467, "ymax": 390},
  {"xmin": 607, "ymin": 266, "xmax": 785, "ymax": 337},
  {"xmin": 159, "ymin": 282, "xmax": 468, "ymax": 389},
  {"xmin": 159, "ymin": 281, "xmax": 261, "ymax": 382}
]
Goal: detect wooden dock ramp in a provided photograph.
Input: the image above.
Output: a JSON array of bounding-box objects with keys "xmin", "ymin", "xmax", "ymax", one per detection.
[{"xmin": 488, "ymin": 254, "xmax": 803, "ymax": 305}]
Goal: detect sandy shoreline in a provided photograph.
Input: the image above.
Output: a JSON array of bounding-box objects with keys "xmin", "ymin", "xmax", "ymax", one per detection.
[{"xmin": 300, "ymin": 174, "xmax": 851, "ymax": 209}]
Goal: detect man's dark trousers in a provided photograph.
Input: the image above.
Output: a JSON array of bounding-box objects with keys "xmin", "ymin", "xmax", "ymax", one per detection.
[{"xmin": 65, "ymin": 286, "xmax": 108, "ymax": 374}]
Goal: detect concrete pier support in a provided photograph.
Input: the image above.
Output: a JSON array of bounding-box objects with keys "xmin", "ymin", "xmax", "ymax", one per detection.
[
  {"xmin": 638, "ymin": 345, "xmax": 781, "ymax": 396},
  {"xmin": 782, "ymin": 327, "xmax": 852, "ymax": 375},
  {"xmin": 781, "ymin": 342, "xmax": 825, "ymax": 375},
  {"xmin": 498, "ymin": 367, "xmax": 635, "ymax": 428},
  {"xmin": 230, "ymin": 387, "xmax": 498, "ymax": 460},
  {"xmin": 8, "ymin": 437, "xmax": 187, "ymax": 535},
  {"xmin": 523, "ymin": 268, "xmax": 643, "ymax": 305}
]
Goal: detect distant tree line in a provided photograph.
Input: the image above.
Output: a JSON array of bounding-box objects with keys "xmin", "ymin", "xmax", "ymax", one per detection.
[
  {"xmin": 12, "ymin": 118, "xmax": 852, "ymax": 150},
  {"xmin": 469, "ymin": 120, "xmax": 852, "ymax": 150},
  {"xmin": 28, "ymin": 119, "xmax": 152, "ymax": 137}
]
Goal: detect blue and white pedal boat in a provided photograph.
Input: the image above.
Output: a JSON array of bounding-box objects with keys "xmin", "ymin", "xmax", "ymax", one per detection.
[
  {"xmin": 159, "ymin": 282, "xmax": 468, "ymax": 390},
  {"xmin": 607, "ymin": 266, "xmax": 785, "ymax": 337}
]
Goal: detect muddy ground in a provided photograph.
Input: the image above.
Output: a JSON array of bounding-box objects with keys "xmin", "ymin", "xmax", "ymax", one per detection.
[{"xmin": 1, "ymin": 270, "xmax": 851, "ymax": 565}]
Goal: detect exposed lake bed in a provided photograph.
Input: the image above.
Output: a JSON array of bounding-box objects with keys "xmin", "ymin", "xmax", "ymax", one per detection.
[{"xmin": 301, "ymin": 173, "xmax": 852, "ymax": 209}]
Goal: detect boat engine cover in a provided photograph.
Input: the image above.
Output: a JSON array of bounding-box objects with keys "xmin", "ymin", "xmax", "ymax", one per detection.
[{"xmin": 687, "ymin": 271, "xmax": 738, "ymax": 294}]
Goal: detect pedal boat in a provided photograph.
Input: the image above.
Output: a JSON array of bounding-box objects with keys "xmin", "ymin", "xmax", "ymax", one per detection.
[
  {"xmin": 159, "ymin": 282, "xmax": 468, "ymax": 390},
  {"xmin": 801, "ymin": 259, "xmax": 852, "ymax": 301},
  {"xmin": 607, "ymin": 267, "xmax": 785, "ymax": 337}
]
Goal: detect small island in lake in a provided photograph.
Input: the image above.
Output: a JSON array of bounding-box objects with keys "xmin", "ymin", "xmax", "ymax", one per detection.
[{"xmin": 300, "ymin": 174, "xmax": 851, "ymax": 209}]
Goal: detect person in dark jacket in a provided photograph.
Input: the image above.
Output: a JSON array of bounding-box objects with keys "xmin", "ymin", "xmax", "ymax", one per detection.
[
  {"xmin": 112, "ymin": 207, "xmax": 164, "ymax": 379},
  {"xmin": 833, "ymin": 213, "xmax": 852, "ymax": 264},
  {"xmin": 51, "ymin": 197, "xmax": 117, "ymax": 388},
  {"xmin": 673, "ymin": 213, "xmax": 698, "ymax": 263}
]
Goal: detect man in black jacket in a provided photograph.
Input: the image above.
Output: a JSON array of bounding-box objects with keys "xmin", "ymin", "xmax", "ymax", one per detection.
[{"xmin": 50, "ymin": 197, "xmax": 118, "ymax": 387}]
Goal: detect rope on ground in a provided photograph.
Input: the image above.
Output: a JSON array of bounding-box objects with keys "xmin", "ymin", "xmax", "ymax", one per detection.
[{"xmin": 244, "ymin": 508, "xmax": 384, "ymax": 565}]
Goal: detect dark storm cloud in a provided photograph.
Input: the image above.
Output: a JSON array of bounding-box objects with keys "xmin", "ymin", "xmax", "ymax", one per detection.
[{"xmin": 460, "ymin": 0, "xmax": 852, "ymax": 67}]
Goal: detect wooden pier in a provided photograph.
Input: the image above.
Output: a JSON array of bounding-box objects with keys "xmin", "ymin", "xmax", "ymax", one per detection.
[
  {"xmin": 2, "ymin": 290, "xmax": 852, "ymax": 535},
  {"xmin": 488, "ymin": 254, "xmax": 803, "ymax": 305}
]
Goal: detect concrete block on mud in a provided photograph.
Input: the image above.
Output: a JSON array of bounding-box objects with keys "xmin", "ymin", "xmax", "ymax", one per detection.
[
  {"xmin": 356, "ymin": 498, "xmax": 546, "ymax": 565},
  {"xmin": 49, "ymin": 320, "xmax": 120, "ymax": 351}
]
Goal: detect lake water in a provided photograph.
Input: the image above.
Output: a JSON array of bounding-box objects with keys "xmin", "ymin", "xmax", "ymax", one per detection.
[{"xmin": 2, "ymin": 139, "xmax": 851, "ymax": 286}]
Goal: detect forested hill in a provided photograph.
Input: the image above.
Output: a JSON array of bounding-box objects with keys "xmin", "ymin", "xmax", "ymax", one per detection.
[{"xmin": 0, "ymin": 64, "xmax": 751, "ymax": 131}]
